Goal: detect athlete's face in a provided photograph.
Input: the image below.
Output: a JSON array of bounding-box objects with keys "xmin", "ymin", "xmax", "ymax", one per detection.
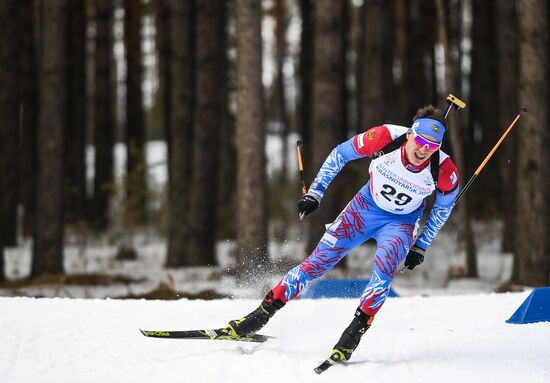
[{"xmin": 405, "ymin": 132, "xmax": 439, "ymax": 166}]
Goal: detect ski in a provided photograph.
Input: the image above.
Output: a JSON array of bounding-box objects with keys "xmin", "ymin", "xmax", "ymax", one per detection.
[
  {"xmin": 314, "ymin": 357, "xmax": 338, "ymax": 374},
  {"xmin": 139, "ymin": 328, "xmax": 272, "ymax": 343},
  {"xmin": 313, "ymin": 350, "xmax": 346, "ymax": 374}
]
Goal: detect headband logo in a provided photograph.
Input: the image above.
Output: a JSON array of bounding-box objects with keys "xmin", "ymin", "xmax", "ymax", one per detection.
[{"xmin": 431, "ymin": 123, "xmax": 440, "ymax": 133}]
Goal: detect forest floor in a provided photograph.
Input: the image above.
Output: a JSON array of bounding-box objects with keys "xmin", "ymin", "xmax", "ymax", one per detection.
[{"xmin": 0, "ymin": 219, "xmax": 521, "ymax": 300}]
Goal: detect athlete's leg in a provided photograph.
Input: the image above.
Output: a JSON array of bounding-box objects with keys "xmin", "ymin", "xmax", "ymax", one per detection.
[
  {"xmin": 358, "ymin": 220, "xmax": 416, "ymax": 316},
  {"xmin": 271, "ymin": 190, "xmax": 377, "ymax": 303},
  {"xmin": 332, "ymin": 217, "xmax": 417, "ymax": 361},
  {"xmin": 227, "ymin": 189, "xmax": 377, "ymax": 336}
]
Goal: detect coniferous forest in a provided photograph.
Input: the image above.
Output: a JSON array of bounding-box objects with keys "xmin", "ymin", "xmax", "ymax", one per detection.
[{"xmin": 0, "ymin": 0, "xmax": 549, "ymax": 292}]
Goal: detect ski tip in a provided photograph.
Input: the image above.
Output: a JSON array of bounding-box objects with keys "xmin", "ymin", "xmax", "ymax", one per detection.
[
  {"xmin": 313, "ymin": 364, "xmax": 329, "ymax": 374},
  {"xmin": 139, "ymin": 329, "xmax": 172, "ymax": 338},
  {"xmin": 314, "ymin": 351, "xmax": 345, "ymax": 374},
  {"xmin": 254, "ymin": 334, "xmax": 274, "ymax": 343},
  {"xmin": 313, "ymin": 359, "xmax": 335, "ymax": 374},
  {"xmin": 235, "ymin": 333, "xmax": 273, "ymax": 343}
]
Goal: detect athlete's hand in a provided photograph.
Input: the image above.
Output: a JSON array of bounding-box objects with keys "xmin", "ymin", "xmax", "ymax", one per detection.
[
  {"xmin": 297, "ymin": 194, "xmax": 320, "ymax": 218},
  {"xmin": 404, "ymin": 245, "xmax": 425, "ymax": 270}
]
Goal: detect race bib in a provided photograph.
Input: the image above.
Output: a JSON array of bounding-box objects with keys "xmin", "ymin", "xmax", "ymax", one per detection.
[{"xmin": 369, "ymin": 150, "xmax": 435, "ymax": 214}]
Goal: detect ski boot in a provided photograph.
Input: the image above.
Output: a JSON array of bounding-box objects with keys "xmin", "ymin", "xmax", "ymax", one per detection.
[
  {"xmin": 224, "ymin": 290, "xmax": 285, "ymax": 337},
  {"xmin": 331, "ymin": 309, "xmax": 372, "ymax": 362},
  {"xmin": 314, "ymin": 309, "xmax": 373, "ymax": 374}
]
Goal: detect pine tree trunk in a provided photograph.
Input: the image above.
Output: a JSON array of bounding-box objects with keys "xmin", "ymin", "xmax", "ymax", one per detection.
[
  {"xmin": 32, "ymin": 0, "xmax": 67, "ymax": 277},
  {"xmin": 0, "ymin": 214, "xmax": 3, "ymax": 281},
  {"xmin": 495, "ymin": 1, "xmax": 519, "ymax": 253},
  {"xmin": 307, "ymin": 0, "xmax": 347, "ymax": 254},
  {"xmin": 469, "ymin": 0, "xmax": 499, "ymax": 217},
  {"xmin": 235, "ymin": 0, "xmax": 268, "ymax": 275},
  {"xmin": 93, "ymin": 0, "xmax": 115, "ymax": 230},
  {"xmin": 341, "ymin": 1, "xmax": 350, "ymax": 141},
  {"xmin": 125, "ymin": 0, "xmax": 147, "ymax": 225},
  {"xmin": 217, "ymin": 0, "xmax": 234, "ymax": 240},
  {"xmin": 298, "ymin": 0, "xmax": 314, "ymax": 182},
  {"xmin": 0, "ymin": 0, "xmax": 21, "ymax": 278},
  {"xmin": 0, "ymin": 187, "xmax": 3, "ymax": 279},
  {"xmin": 188, "ymin": 0, "xmax": 225, "ymax": 266},
  {"xmin": 405, "ymin": 0, "xmax": 436, "ymax": 118},
  {"xmin": 65, "ymin": 0, "xmax": 87, "ymax": 224},
  {"xmin": 274, "ymin": 0, "xmax": 289, "ymax": 181},
  {"xmin": 382, "ymin": 2, "xmax": 395, "ymax": 123},
  {"xmin": 165, "ymin": 0, "xmax": 195, "ymax": 267},
  {"xmin": 0, "ymin": 0, "xmax": 20, "ymax": 247},
  {"xmin": 18, "ymin": 0, "xmax": 39, "ymax": 238},
  {"xmin": 155, "ymin": 0, "xmax": 171, "ymax": 179},
  {"xmin": 435, "ymin": 0, "xmax": 478, "ymax": 278},
  {"xmin": 360, "ymin": 0, "xmax": 386, "ymax": 129},
  {"xmin": 0, "ymin": 148, "xmax": 3, "ymax": 280},
  {"xmin": 514, "ymin": 0, "xmax": 549, "ymax": 286},
  {"xmin": 357, "ymin": 0, "xmax": 394, "ymax": 128},
  {"xmin": 393, "ymin": 0, "xmax": 408, "ymax": 123}
]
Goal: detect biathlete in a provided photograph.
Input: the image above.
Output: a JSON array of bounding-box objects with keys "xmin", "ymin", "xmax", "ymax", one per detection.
[{"xmin": 225, "ymin": 105, "xmax": 460, "ymax": 364}]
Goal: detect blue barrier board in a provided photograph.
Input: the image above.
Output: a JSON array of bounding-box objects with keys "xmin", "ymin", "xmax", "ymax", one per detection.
[{"xmin": 302, "ymin": 278, "xmax": 399, "ymax": 299}]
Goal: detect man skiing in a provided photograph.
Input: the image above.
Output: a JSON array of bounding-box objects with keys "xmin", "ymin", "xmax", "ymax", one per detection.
[{"xmin": 225, "ymin": 105, "xmax": 460, "ymax": 366}]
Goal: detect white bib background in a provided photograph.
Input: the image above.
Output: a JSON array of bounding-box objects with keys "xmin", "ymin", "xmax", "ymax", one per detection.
[{"xmin": 369, "ymin": 149, "xmax": 435, "ymax": 214}]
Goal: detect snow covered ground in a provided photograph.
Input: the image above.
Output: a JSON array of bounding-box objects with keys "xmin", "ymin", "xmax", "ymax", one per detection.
[{"xmin": 1, "ymin": 292, "xmax": 549, "ymax": 383}]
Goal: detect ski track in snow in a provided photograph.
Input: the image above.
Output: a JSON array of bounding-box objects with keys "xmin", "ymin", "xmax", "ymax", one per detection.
[{"xmin": 0, "ymin": 293, "xmax": 549, "ymax": 383}]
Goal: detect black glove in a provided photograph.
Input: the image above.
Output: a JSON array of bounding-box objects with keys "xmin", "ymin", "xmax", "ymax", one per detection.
[
  {"xmin": 404, "ymin": 245, "xmax": 425, "ymax": 270},
  {"xmin": 297, "ymin": 194, "xmax": 320, "ymax": 217}
]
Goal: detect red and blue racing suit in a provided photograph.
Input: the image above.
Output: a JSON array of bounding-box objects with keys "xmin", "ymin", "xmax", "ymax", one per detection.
[{"xmin": 270, "ymin": 125, "xmax": 459, "ymax": 316}]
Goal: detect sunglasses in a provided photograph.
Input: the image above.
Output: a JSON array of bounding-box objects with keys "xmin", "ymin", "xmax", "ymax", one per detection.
[{"xmin": 411, "ymin": 128, "xmax": 441, "ymax": 151}]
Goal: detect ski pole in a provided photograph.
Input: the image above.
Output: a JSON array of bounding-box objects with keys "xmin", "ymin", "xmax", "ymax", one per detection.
[
  {"xmin": 455, "ymin": 108, "xmax": 527, "ymax": 204},
  {"xmin": 401, "ymin": 108, "xmax": 526, "ymax": 274},
  {"xmin": 296, "ymin": 140, "xmax": 308, "ymax": 220},
  {"xmin": 444, "ymin": 93, "xmax": 466, "ymax": 119}
]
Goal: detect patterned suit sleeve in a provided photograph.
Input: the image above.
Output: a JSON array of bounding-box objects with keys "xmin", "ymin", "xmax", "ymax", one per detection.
[
  {"xmin": 308, "ymin": 126, "xmax": 392, "ymax": 201},
  {"xmin": 415, "ymin": 157, "xmax": 460, "ymax": 250}
]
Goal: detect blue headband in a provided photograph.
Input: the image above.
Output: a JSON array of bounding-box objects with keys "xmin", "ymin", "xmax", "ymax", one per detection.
[{"xmin": 410, "ymin": 118, "xmax": 446, "ymax": 143}]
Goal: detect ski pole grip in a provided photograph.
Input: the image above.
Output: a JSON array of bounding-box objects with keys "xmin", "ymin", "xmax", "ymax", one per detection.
[
  {"xmin": 447, "ymin": 94, "xmax": 466, "ymax": 110},
  {"xmin": 444, "ymin": 93, "xmax": 466, "ymax": 119},
  {"xmin": 296, "ymin": 141, "xmax": 307, "ymax": 196}
]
